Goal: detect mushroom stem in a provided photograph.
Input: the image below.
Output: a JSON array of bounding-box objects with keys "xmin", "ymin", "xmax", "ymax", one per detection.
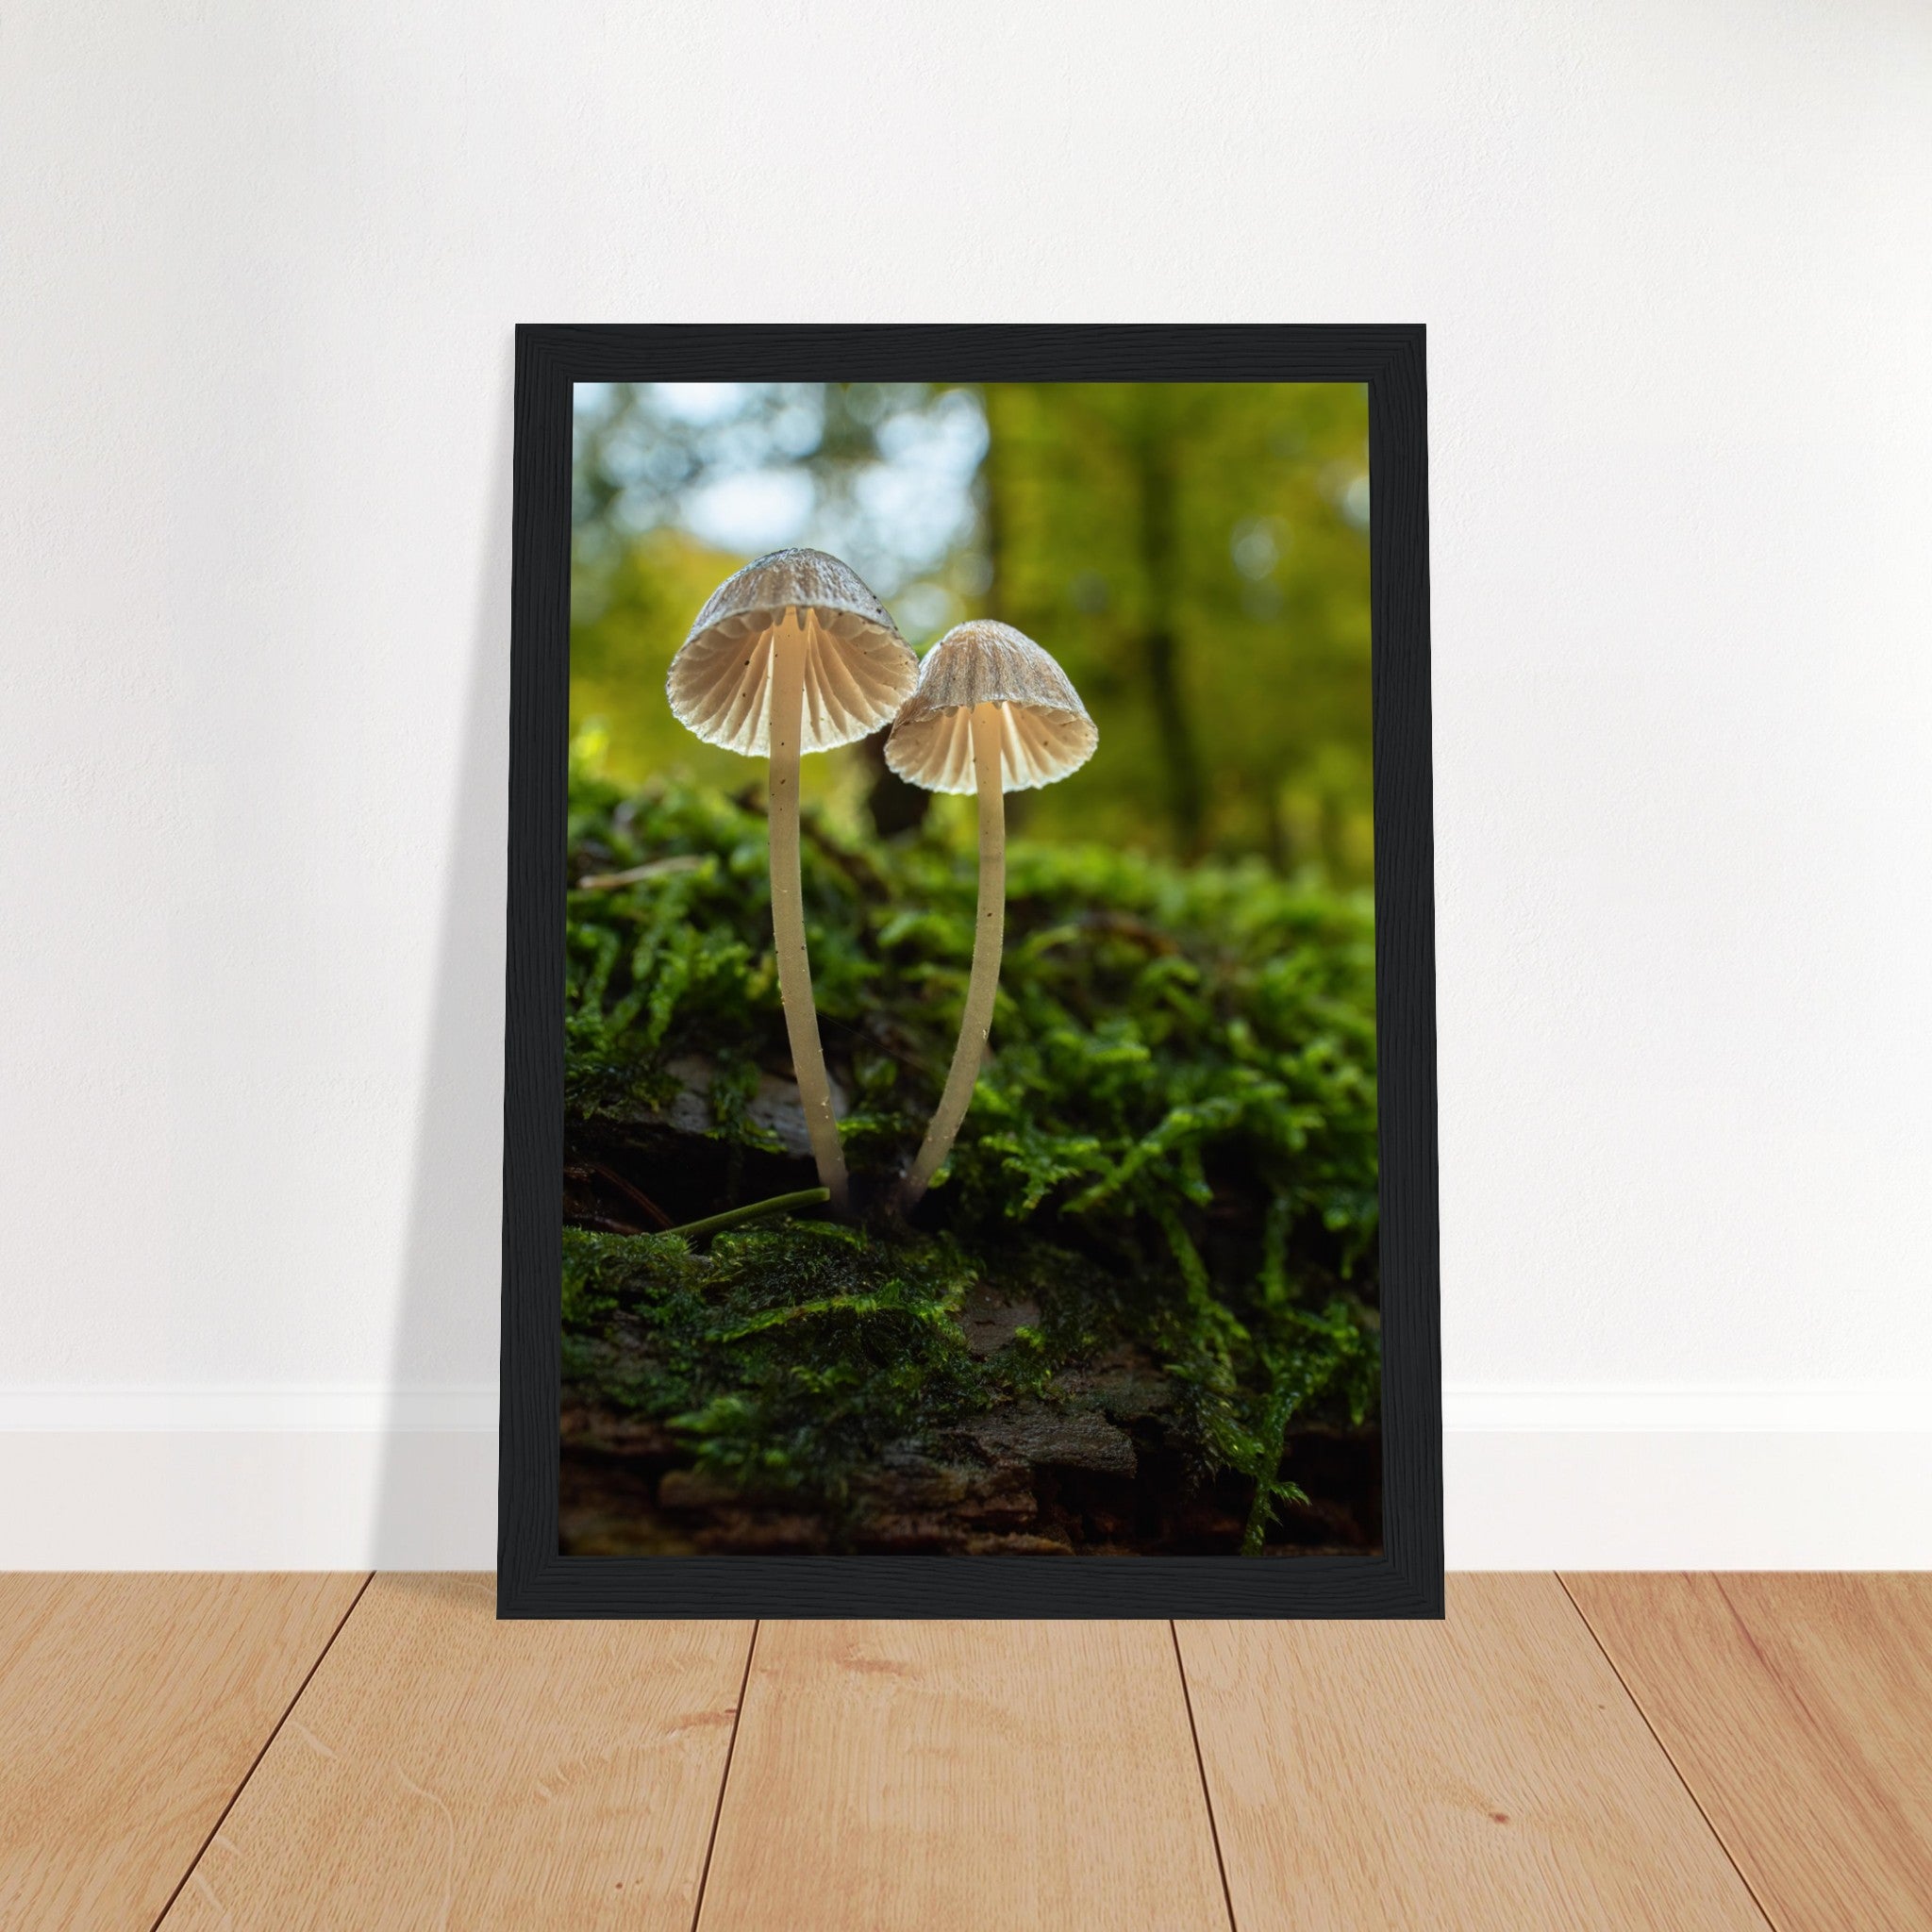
[
  {"xmin": 767, "ymin": 608, "xmax": 850, "ymax": 1212},
  {"xmin": 902, "ymin": 702, "xmax": 1007, "ymax": 1208}
]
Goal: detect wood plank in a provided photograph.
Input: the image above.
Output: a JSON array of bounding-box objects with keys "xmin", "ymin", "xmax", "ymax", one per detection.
[
  {"xmin": 0, "ymin": 1572, "xmax": 366, "ymax": 1931},
  {"xmin": 1177, "ymin": 1574, "xmax": 1769, "ymax": 1931},
  {"xmin": 1564, "ymin": 1573, "xmax": 1932, "ymax": 1932},
  {"xmin": 698, "ymin": 1621, "xmax": 1231, "ymax": 1932},
  {"xmin": 158, "ymin": 1574, "xmax": 750, "ymax": 1931}
]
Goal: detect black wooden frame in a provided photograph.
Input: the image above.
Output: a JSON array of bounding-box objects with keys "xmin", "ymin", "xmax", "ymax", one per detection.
[{"xmin": 499, "ymin": 325, "xmax": 1441, "ymax": 1617}]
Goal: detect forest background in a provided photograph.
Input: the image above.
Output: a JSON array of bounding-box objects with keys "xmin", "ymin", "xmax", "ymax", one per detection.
[
  {"xmin": 558, "ymin": 380, "xmax": 1382, "ymax": 1556},
  {"xmin": 570, "ymin": 380, "xmax": 1373, "ymax": 879}
]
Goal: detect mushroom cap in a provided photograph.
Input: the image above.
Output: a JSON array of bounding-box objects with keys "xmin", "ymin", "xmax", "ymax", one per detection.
[
  {"xmin": 666, "ymin": 548, "xmax": 918, "ymax": 757},
  {"xmin": 885, "ymin": 620, "xmax": 1098, "ymax": 794}
]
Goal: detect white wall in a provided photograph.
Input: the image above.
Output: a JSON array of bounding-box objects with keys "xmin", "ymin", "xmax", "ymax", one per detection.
[{"xmin": 4, "ymin": 0, "xmax": 1928, "ymax": 1567}]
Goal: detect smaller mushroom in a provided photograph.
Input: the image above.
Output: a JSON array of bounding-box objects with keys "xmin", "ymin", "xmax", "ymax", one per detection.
[{"xmin": 886, "ymin": 621, "xmax": 1097, "ymax": 1207}]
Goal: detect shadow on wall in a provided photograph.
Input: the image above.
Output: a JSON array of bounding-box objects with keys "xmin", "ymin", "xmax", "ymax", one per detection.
[{"xmin": 373, "ymin": 344, "xmax": 513, "ymax": 1567}]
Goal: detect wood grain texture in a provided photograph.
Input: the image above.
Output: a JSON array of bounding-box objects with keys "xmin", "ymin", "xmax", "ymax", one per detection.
[
  {"xmin": 0, "ymin": 1572, "xmax": 365, "ymax": 1931},
  {"xmin": 158, "ymin": 1574, "xmax": 750, "ymax": 1931},
  {"xmin": 1565, "ymin": 1573, "xmax": 1932, "ymax": 1931},
  {"xmin": 1177, "ymin": 1574, "xmax": 1770, "ymax": 1930},
  {"xmin": 696, "ymin": 1620, "xmax": 1232, "ymax": 1932}
]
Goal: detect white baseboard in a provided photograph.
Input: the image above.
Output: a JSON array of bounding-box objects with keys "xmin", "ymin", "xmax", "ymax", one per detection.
[
  {"xmin": 1443, "ymin": 1384, "xmax": 1932, "ymax": 1434},
  {"xmin": 1, "ymin": 1385, "xmax": 1927, "ymax": 1570},
  {"xmin": 0, "ymin": 1386, "xmax": 501, "ymax": 1433},
  {"xmin": 1443, "ymin": 1431, "xmax": 1930, "ymax": 1569}
]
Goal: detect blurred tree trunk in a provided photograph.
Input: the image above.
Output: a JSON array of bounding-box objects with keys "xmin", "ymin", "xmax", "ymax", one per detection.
[
  {"xmin": 1263, "ymin": 785, "xmax": 1291, "ymax": 873},
  {"xmin": 979, "ymin": 383, "xmax": 1031, "ymax": 834},
  {"xmin": 860, "ymin": 378, "xmax": 1018, "ymax": 841},
  {"xmin": 980, "ymin": 386, "xmax": 1008, "ymax": 624},
  {"xmin": 1131, "ymin": 389, "xmax": 1205, "ymax": 855},
  {"xmin": 859, "ymin": 727, "xmax": 930, "ymax": 837}
]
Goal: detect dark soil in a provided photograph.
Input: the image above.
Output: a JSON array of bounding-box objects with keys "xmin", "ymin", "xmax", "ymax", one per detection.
[{"xmin": 560, "ymin": 1405, "xmax": 1379, "ymax": 1557}]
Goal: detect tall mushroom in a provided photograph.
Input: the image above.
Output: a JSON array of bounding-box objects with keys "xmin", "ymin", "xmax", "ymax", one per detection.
[
  {"xmin": 667, "ymin": 549, "xmax": 917, "ymax": 1211},
  {"xmin": 885, "ymin": 621, "xmax": 1097, "ymax": 1207}
]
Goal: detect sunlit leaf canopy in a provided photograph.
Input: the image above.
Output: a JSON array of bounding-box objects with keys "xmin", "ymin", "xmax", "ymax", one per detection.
[{"xmin": 571, "ymin": 379, "xmax": 1372, "ymax": 883}]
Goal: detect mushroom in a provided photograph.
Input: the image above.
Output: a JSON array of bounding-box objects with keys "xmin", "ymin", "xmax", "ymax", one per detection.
[
  {"xmin": 885, "ymin": 621, "xmax": 1097, "ymax": 1207},
  {"xmin": 667, "ymin": 548, "xmax": 918, "ymax": 1211}
]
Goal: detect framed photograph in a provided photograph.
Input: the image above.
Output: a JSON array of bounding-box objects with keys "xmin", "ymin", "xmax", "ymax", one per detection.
[{"xmin": 499, "ymin": 325, "xmax": 1440, "ymax": 1616}]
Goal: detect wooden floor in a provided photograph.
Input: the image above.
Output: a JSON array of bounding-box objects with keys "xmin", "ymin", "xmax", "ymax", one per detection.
[{"xmin": 2, "ymin": 1575, "xmax": 1927, "ymax": 1929}]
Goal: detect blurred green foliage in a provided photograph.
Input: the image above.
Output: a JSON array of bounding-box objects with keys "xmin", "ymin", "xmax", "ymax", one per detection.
[
  {"xmin": 563, "ymin": 762, "xmax": 1379, "ymax": 1543},
  {"xmin": 570, "ymin": 379, "xmax": 1373, "ymax": 883},
  {"xmin": 984, "ymin": 382, "xmax": 1373, "ymax": 876}
]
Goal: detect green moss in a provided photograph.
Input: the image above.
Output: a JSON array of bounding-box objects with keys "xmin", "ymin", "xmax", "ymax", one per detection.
[
  {"xmin": 563, "ymin": 1218, "xmax": 984, "ymax": 1507},
  {"xmin": 564, "ymin": 758, "xmax": 1381, "ymax": 1540}
]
